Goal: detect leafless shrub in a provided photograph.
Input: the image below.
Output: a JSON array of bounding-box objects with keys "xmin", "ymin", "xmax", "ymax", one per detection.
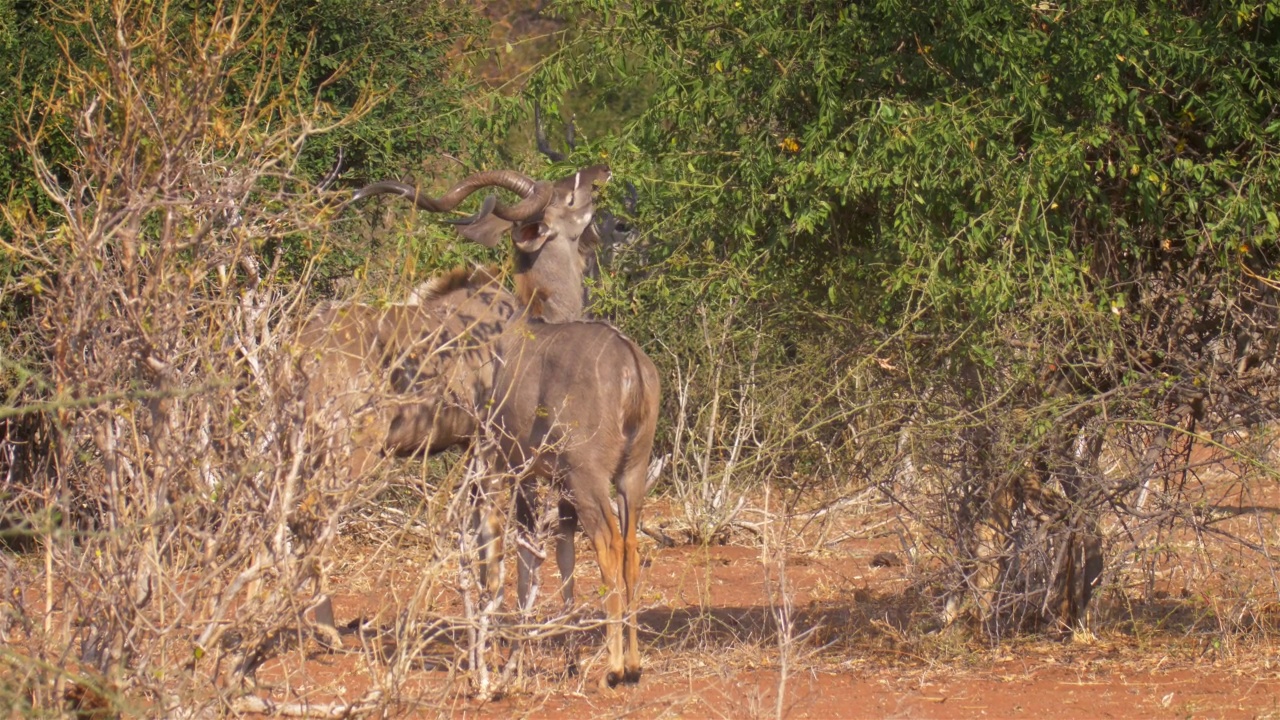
[
  {"xmin": 662, "ymin": 300, "xmax": 760, "ymax": 545},
  {"xmin": 862, "ymin": 249, "xmax": 1280, "ymax": 642},
  {"xmin": 643, "ymin": 291, "xmax": 887, "ymax": 549},
  {"xmin": 0, "ymin": 0, "xmax": 401, "ymax": 713},
  {"xmin": 759, "ymin": 486, "xmax": 820, "ymax": 720}
]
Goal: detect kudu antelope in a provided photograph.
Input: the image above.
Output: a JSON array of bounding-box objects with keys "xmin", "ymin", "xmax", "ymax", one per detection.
[{"xmin": 299, "ymin": 163, "xmax": 659, "ymax": 686}]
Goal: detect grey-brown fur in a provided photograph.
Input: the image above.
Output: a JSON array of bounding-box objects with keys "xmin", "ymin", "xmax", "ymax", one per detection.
[
  {"xmin": 488, "ymin": 314, "xmax": 659, "ymax": 686},
  {"xmin": 298, "ymin": 266, "xmax": 515, "ymax": 470},
  {"xmin": 299, "ymin": 165, "xmax": 659, "ymax": 686}
]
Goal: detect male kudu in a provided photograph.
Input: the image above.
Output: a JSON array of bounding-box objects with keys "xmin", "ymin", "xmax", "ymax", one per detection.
[{"xmin": 299, "ymin": 163, "xmax": 658, "ymax": 686}]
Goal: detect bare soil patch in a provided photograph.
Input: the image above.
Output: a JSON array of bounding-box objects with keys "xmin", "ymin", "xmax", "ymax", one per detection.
[{"xmin": 234, "ymin": 488, "xmax": 1280, "ymax": 719}]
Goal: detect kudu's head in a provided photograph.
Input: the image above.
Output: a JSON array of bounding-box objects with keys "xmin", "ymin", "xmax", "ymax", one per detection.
[
  {"xmin": 352, "ymin": 163, "xmax": 611, "ymax": 322},
  {"xmin": 534, "ymin": 103, "xmax": 641, "ymax": 266},
  {"xmin": 583, "ymin": 180, "xmax": 639, "ymax": 272}
]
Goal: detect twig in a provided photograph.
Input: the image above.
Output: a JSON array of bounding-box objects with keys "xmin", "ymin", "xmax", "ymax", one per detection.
[{"xmin": 229, "ymin": 691, "xmax": 383, "ymax": 718}]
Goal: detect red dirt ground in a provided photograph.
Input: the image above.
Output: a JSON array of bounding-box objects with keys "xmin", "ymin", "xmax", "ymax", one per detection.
[{"xmin": 244, "ymin": 489, "xmax": 1280, "ymax": 720}]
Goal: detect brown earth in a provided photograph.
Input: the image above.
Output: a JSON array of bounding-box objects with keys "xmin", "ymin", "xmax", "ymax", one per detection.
[{"xmin": 242, "ymin": 487, "xmax": 1280, "ymax": 720}]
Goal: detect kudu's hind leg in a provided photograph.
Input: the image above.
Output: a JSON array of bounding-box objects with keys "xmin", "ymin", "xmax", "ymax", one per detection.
[
  {"xmin": 617, "ymin": 461, "xmax": 647, "ymax": 683},
  {"xmin": 556, "ymin": 500, "xmax": 580, "ymax": 677},
  {"xmin": 245, "ymin": 548, "xmax": 341, "ymax": 650},
  {"xmin": 471, "ymin": 503, "xmax": 505, "ymax": 598},
  {"xmin": 311, "ymin": 586, "xmax": 343, "ymax": 650},
  {"xmin": 575, "ymin": 480, "xmax": 628, "ymax": 687},
  {"xmin": 310, "ymin": 444, "xmax": 382, "ymax": 650},
  {"xmin": 556, "ymin": 500, "xmax": 578, "ymax": 611}
]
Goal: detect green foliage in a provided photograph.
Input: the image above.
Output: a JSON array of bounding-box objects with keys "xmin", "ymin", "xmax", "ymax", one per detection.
[
  {"xmin": 539, "ymin": 2, "xmax": 1280, "ymax": 629},
  {"xmin": 248, "ymin": 0, "xmax": 525, "ymax": 285},
  {"xmin": 540, "ymin": 0, "xmax": 1280, "ymax": 332},
  {"xmin": 262, "ymin": 0, "xmax": 503, "ymax": 175},
  {"xmin": 0, "ymin": 0, "xmax": 510, "ymax": 215},
  {"xmin": 0, "ymin": 1, "xmax": 63, "ymax": 215}
]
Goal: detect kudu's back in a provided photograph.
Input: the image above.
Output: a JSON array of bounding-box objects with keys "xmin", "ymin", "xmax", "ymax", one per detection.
[
  {"xmin": 489, "ymin": 320, "xmax": 660, "ymax": 495},
  {"xmin": 296, "ymin": 268, "xmax": 522, "ymax": 466}
]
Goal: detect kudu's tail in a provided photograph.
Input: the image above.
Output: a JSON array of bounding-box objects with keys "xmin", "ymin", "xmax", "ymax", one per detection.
[{"xmin": 615, "ymin": 336, "xmax": 660, "ymax": 499}]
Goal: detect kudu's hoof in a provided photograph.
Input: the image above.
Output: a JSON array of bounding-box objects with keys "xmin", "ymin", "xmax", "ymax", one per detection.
[
  {"xmin": 603, "ymin": 668, "xmax": 641, "ymax": 688},
  {"xmin": 563, "ymin": 656, "xmax": 580, "ymax": 679}
]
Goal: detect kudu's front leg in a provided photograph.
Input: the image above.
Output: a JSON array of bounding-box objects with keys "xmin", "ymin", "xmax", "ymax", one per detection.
[
  {"xmin": 514, "ymin": 482, "xmax": 544, "ymax": 612},
  {"xmin": 514, "ymin": 490, "xmax": 580, "ymax": 612},
  {"xmin": 309, "ymin": 442, "xmax": 380, "ymax": 652},
  {"xmin": 469, "ymin": 486, "xmax": 505, "ymax": 600},
  {"xmin": 512, "ymin": 485, "xmax": 583, "ymax": 678}
]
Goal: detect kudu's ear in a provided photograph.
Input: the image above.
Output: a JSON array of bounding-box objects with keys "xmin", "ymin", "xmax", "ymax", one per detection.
[
  {"xmin": 511, "ymin": 221, "xmax": 553, "ymax": 253},
  {"xmin": 574, "ymin": 164, "xmax": 612, "ymax": 189},
  {"xmin": 457, "ymin": 213, "xmax": 513, "ymax": 248}
]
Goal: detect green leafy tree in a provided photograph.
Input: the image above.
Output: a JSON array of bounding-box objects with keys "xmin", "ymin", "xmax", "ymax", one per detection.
[
  {"xmin": 539, "ymin": 0, "xmax": 1280, "ymax": 633},
  {"xmin": 543, "ymin": 0, "xmax": 1279, "ymax": 317},
  {"xmin": 1, "ymin": 0, "xmax": 497, "ymax": 184}
]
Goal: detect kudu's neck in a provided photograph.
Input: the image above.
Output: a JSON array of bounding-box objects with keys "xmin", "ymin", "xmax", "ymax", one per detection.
[{"xmin": 512, "ymin": 244, "xmax": 589, "ymax": 323}]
